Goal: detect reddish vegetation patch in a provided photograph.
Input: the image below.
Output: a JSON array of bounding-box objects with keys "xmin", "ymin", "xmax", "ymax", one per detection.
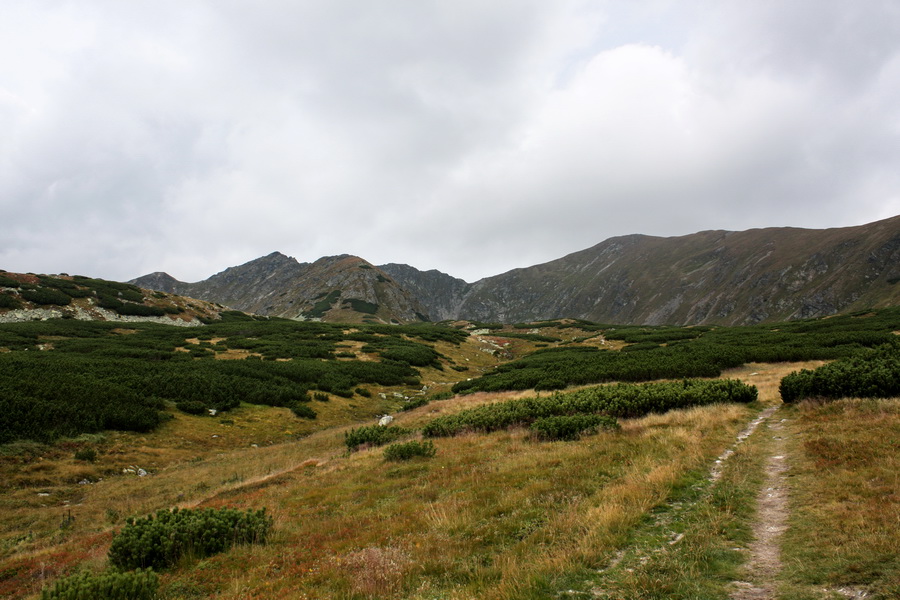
[
  {"xmin": 3, "ymin": 272, "xmax": 39, "ymax": 285},
  {"xmin": 0, "ymin": 531, "xmax": 113, "ymax": 600}
]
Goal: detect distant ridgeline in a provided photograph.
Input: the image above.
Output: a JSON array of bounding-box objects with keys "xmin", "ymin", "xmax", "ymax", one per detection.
[{"xmin": 128, "ymin": 215, "xmax": 900, "ymax": 327}]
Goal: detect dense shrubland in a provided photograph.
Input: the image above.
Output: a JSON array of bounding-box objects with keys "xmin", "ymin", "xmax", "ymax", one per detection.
[
  {"xmin": 780, "ymin": 342, "xmax": 900, "ymax": 402},
  {"xmin": 2, "ymin": 305, "xmax": 898, "ymax": 444},
  {"xmin": 424, "ymin": 379, "xmax": 756, "ymax": 438},
  {"xmin": 455, "ymin": 309, "xmax": 900, "ymax": 394},
  {"xmin": 0, "ymin": 319, "xmax": 464, "ymax": 443}
]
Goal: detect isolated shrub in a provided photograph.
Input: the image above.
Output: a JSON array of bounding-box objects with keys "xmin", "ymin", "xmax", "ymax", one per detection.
[
  {"xmin": 0, "ymin": 293, "xmax": 21, "ymax": 309},
  {"xmin": 41, "ymin": 568, "xmax": 159, "ymax": 600},
  {"xmin": 384, "ymin": 439, "xmax": 436, "ymax": 461},
  {"xmin": 313, "ymin": 392, "xmax": 330, "ymax": 402},
  {"xmin": 96, "ymin": 295, "xmax": 125, "ymax": 310},
  {"xmin": 345, "ymin": 424, "xmax": 410, "ymax": 451},
  {"xmin": 400, "ymin": 396, "xmax": 430, "ymax": 411},
  {"xmin": 355, "ymin": 387, "xmax": 372, "ymax": 397},
  {"xmin": 108, "ymin": 507, "xmax": 272, "ymax": 571},
  {"xmin": 530, "ymin": 414, "xmax": 619, "ymax": 441},
  {"xmin": 290, "ymin": 402, "xmax": 317, "ymax": 419},
  {"xmin": 0, "ymin": 274, "xmax": 21, "ymax": 288},
  {"xmin": 20, "ymin": 287, "xmax": 71, "ymax": 306},
  {"xmin": 74, "ymin": 447, "xmax": 98, "ymax": 462}
]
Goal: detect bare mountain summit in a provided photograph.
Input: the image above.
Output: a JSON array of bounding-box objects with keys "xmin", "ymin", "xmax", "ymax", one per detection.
[{"xmin": 131, "ymin": 253, "xmax": 430, "ymax": 324}]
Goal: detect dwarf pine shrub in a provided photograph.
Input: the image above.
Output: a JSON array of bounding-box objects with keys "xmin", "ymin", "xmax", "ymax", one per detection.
[
  {"xmin": 41, "ymin": 568, "xmax": 159, "ymax": 600},
  {"xmin": 20, "ymin": 287, "xmax": 72, "ymax": 306},
  {"xmin": 424, "ymin": 379, "xmax": 756, "ymax": 438},
  {"xmin": 290, "ymin": 402, "xmax": 317, "ymax": 419},
  {"xmin": 384, "ymin": 440, "xmax": 436, "ymax": 461},
  {"xmin": 530, "ymin": 414, "xmax": 619, "ymax": 441},
  {"xmin": 108, "ymin": 507, "xmax": 272, "ymax": 571},
  {"xmin": 0, "ymin": 293, "xmax": 21, "ymax": 309},
  {"xmin": 175, "ymin": 400, "xmax": 207, "ymax": 415},
  {"xmin": 345, "ymin": 424, "xmax": 410, "ymax": 451},
  {"xmin": 780, "ymin": 343, "xmax": 900, "ymax": 403}
]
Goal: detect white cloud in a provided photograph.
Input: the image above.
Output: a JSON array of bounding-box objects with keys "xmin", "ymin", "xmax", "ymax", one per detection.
[{"xmin": 1, "ymin": 1, "xmax": 898, "ymax": 282}]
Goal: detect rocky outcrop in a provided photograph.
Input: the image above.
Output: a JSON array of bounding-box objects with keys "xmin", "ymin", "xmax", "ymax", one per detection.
[
  {"xmin": 132, "ymin": 253, "xmax": 430, "ymax": 324},
  {"xmin": 377, "ymin": 264, "xmax": 470, "ymax": 321}
]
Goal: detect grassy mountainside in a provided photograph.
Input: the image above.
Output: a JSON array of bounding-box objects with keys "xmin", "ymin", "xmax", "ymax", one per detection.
[
  {"xmin": 454, "ymin": 215, "xmax": 900, "ymax": 325},
  {"xmin": 1, "ymin": 310, "xmax": 899, "ymax": 598}
]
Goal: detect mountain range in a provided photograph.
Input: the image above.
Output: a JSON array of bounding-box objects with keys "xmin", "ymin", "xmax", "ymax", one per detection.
[{"xmin": 131, "ymin": 215, "xmax": 900, "ymax": 326}]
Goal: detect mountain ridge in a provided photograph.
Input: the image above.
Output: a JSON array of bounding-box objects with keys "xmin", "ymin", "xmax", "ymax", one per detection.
[
  {"xmin": 132, "ymin": 253, "xmax": 430, "ymax": 324},
  {"xmin": 132, "ymin": 216, "xmax": 900, "ymax": 326}
]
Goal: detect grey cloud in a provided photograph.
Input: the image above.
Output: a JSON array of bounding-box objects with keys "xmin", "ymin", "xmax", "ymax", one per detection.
[{"xmin": 1, "ymin": 1, "xmax": 898, "ymax": 283}]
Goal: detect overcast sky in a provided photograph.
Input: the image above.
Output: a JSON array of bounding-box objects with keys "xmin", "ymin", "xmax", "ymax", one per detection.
[{"xmin": 2, "ymin": 1, "xmax": 899, "ymax": 283}]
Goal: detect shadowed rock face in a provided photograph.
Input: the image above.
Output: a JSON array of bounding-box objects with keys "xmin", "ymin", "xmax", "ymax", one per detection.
[{"xmin": 133, "ymin": 215, "xmax": 900, "ymax": 326}]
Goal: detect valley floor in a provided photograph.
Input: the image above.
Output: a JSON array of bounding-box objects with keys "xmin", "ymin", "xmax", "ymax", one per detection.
[{"xmin": 2, "ymin": 362, "xmax": 898, "ymax": 599}]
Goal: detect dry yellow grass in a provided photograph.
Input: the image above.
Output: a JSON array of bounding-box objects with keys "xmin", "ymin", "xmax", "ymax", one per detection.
[{"xmin": 1, "ymin": 360, "xmax": 828, "ymax": 599}]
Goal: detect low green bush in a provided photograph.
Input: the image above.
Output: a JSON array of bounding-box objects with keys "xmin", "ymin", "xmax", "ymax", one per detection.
[
  {"xmin": 41, "ymin": 568, "xmax": 159, "ymax": 600},
  {"xmin": 290, "ymin": 402, "xmax": 317, "ymax": 419},
  {"xmin": 108, "ymin": 507, "xmax": 272, "ymax": 571},
  {"xmin": 530, "ymin": 414, "xmax": 619, "ymax": 441},
  {"xmin": 20, "ymin": 288, "xmax": 72, "ymax": 306},
  {"xmin": 175, "ymin": 400, "xmax": 207, "ymax": 415},
  {"xmin": 384, "ymin": 439, "xmax": 436, "ymax": 461},
  {"xmin": 424, "ymin": 379, "xmax": 756, "ymax": 438},
  {"xmin": 74, "ymin": 447, "xmax": 98, "ymax": 462},
  {"xmin": 780, "ymin": 343, "xmax": 900, "ymax": 403},
  {"xmin": 345, "ymin": 424, "xmax": 410, "ymax": 451},
  {"xmin": 343, "ymin": 298, "xmax": 379, "ymax": 314},
  {"xmin": 0, "ymin": 275, "xmax": 21, "ymax": 288},
  {"xmin": 114, "ymin": 303, "xmax": 165, "ymax": 317},
  {"xmin": 0, "ymin": 293, "xmax": 21, "ymax": 309}
]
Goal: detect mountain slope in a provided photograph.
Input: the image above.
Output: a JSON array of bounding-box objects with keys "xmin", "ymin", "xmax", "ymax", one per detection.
[
  {"xmin": 377, "ymin": 263, "xmax": 470, "ymax": 321},
  {"xmin": 451, "ymin": 216, "xmax": 900, "ymax": 325},
  {"xmin": 132, "ymin": 253, "xmax": 430, "ymax": 324},
  {"xmin": 132, "ymin": 215, "xmax": 900, "ymax": 326}
]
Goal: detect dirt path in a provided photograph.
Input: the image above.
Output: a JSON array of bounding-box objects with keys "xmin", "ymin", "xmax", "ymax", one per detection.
[{"xmin": 730, "ymin": 413, "xmax": 790, "ymax": 600}]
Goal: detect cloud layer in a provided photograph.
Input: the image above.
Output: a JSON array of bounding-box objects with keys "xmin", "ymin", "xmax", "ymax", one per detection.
[{"xmin": 2, "ymin": 1, "xmax": 899, "ymax": 282}]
